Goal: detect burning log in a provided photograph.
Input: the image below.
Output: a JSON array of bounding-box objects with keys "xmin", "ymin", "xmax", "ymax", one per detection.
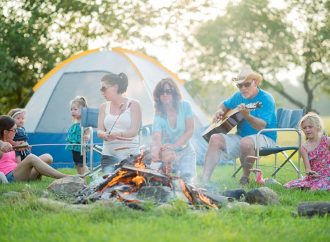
[
  {"xmin": 137, "ymin": 186, "xmax": 173, "ymax": 203},
  {"xmin": 178, "ymin": 179, "xmax": 195, "ymax": 204},
  {"xmin": 178, "ymin": 179, "xmax": 220, "ymax": 209},
  {"xmin": 73, "ymin": 150, "xmax": 233, "ymax": 209},
  {"xmin": 122, "ymin": 165, "xmax": 172, "ymax": 185},
  {"xmin": 117, "ymin": 191, "xmax": 142, "ymax": 203},
  {"xmin": 98, "ymin": 170, "xmax": 135, "ymax": 193}
]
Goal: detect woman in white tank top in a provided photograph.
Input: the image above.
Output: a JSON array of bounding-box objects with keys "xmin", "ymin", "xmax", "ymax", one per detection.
[{"xmin": 97, "ymin": 73, "xmax": 142, "ymax": 173}]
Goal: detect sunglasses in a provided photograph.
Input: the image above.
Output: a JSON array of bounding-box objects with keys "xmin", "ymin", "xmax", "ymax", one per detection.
[
  {"xmin": 160, "ymin": 89, "xmax": 173, "ymax": 95},
  {"xmin": 100, "ymin": 86, "xmax": 110, "ymax": 92},
  {"xmin": 236, "ymin": 81, "xmax": 254, "ymax": 89}
]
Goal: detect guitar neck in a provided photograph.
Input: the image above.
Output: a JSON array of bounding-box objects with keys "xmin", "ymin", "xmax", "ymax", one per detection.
[{"xmin": 223, "ymin": 102, "xmax": 261, "ymax": 119}]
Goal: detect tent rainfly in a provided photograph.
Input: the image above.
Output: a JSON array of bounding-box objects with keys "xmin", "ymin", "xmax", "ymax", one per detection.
[{"xmin": 24, "ymin": 47, "xmax": 209, "ymax": 168}]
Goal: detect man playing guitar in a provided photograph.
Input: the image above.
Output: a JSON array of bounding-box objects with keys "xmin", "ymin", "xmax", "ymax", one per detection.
[{"xmin": 202, "ymin": 67, "xmax": 277, "ymax": 185}]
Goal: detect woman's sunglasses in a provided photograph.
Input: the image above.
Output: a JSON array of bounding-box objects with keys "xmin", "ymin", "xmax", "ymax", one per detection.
[
  {"xmin": 100, "ymin": 85, "xmax": 112, "ymax": 92},
  {"xmin": 7, "ymin": 128, "xmax": 17, "ymax": 133},
  {"xmin": 160, "ymin": 89, "xmax": 173, "ymax": 95}
]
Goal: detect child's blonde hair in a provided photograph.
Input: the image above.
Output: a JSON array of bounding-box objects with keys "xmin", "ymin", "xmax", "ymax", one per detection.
[
  {"xmin": 70, "ymin": 96, "xmax": 88, "ymax": 108},
  {"xmin": 8, "ymin": 108, "xmax": 26, "ymax": 118},
  {"xmin": 299, "ymin": 112, "xmax": 325, "ymax": 137}
]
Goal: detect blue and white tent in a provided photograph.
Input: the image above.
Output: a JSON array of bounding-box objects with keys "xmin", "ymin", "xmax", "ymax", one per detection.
[{"xmin": 25, "ymin": 48, "xmax": 209, "ymax": 168}]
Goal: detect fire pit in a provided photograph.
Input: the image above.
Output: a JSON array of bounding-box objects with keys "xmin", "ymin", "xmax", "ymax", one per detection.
[{"xmin": 73, "ymin": 150, "xmax": 233, "ymax": 209}]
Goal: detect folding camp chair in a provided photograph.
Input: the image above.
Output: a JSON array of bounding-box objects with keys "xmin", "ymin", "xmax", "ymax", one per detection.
[
  {"xmin": 80, "ymin": 107, "xmax": 99, "ymax": 172},
  {"xmin": 232, "ymin": 108, "xmax": 305, "ymax": 179}
]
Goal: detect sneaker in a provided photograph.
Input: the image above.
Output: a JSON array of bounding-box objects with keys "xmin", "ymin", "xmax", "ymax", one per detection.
[{"xmin": 239, "ymin": 176, "xmax": 250, "ymax": 185}]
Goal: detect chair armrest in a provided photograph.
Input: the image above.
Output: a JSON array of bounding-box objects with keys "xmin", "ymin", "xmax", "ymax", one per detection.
[{"xmin": 255, "ymin": 128, "xmax": 302, "ymax": 156}]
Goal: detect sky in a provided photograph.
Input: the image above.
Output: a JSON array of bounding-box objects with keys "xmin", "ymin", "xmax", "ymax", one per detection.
[
  {"xmin": 88, "ymin": 0, "xmax": 303, "ymax": 84},
  {"xmin": 88, "ymin": 0, "xmax": 230, "ymax": 75}
]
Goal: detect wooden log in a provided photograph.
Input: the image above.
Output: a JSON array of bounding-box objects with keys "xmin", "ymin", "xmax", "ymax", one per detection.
[{"xmin": 297, "ymin": 202, "xmax": 330, "ymax": 217}]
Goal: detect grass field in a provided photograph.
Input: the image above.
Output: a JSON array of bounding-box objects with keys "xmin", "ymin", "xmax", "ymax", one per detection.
[
  {"xmin": 0, "ymin": 164, "xmax": 329, "ymax": 242},
  {"xmin": 0, "ymin": 117, "xmax": 329, "ymax": 242}
]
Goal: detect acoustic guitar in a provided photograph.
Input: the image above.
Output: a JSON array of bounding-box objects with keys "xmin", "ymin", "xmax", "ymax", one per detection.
[{"xmin": 202, "ymin": 102, "xmax": 262, "ymax": 142}]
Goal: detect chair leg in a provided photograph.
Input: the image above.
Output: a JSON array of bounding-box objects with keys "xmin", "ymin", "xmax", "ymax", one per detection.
[
  {"xmin": 271, "ymin": 150, "xmax": 299, "ymax": 177},
  {"xmin": 274, "ymin": 153, "xmax": 278, "ymax": 177},
  {"xmin": 88, "ymin": 127, "xmax": 94, "ymax": 172},
  {"xmin": 81, "ymin": 127, "xmax": 87, "ymax": 171},
  {"xmin": 232, "ymin": 165, "xmax": 242, "ymax": 178}
]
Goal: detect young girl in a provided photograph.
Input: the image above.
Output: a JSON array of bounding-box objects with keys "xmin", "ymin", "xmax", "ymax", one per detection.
[
  {"xmin": 0, "ymin": 115, "xmax": 69, "ymax": 183},
  {"xmin": 65, "ymin": 96, "xmax": 89, "ymax": 175},
  {"xmin": 7, "ymin": 108, "xmax": 31, "ymax": 163},
  {"xmin": 284, "ymin": 112, "xmax": 329, "ymax": 190}
]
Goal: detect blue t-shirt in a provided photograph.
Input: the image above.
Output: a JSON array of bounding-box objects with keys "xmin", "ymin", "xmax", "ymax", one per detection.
[
  {"xmin": 13, "ymin": 127, "xmax": 28, "ymax": 142},
  {"xmin": 152, "ymin": 100, "xmax": 193, "ymax": 145},
  {"xmin": 13, "ymin": 126, "xmax": 31, "ymax": 158},
  {"xmin": 223, "ymin": 88, "xmax": 277, "ymax": 142}
]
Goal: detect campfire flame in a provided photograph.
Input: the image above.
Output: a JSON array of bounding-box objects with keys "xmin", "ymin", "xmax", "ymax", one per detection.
[
  {"xmin": 179, "ymin": 179, "xmax": 194, "ymax": 204},
  {"xmin": 197, "ymin": 191, "xmax": 218, "ymax": 209},
  {"xmin": 134, "ymin": 151, "xmax": 146, "ymax": 169},
  {"xmin": 132, "ymin": 175, "xmax": 145, "ymax": 187},
  {"xmin": 99, "ymin": 153, "xmax": 147, "ymax": 194},
  {"xmin": 100, "ymin": 170, "xmax": 128, "ymax": 192},
  {"xmin": 76, "ymin": 150, "xmax": 220, "ymax": 210}
]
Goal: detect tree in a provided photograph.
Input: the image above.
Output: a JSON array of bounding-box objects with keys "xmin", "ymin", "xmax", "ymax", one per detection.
[
  {"xmin": 0, "ymin": 1, "xmax": 95, "ymax": 112},
  {"xmin": 0, "ymin": 0, "xmax": 171, "ymax": 113},
  {"xmin": 186, "ymin": 0, "xmax": 330, "ymax": 113},
  {"xmin": 0, "ymin": 0, "xmax": 216, "ymax": 114}
]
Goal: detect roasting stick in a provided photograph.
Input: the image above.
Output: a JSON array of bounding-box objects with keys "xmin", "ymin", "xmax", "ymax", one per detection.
[
  {"xmin": 116, "ymin": 136, "xmax": 133, "ymax": 141},
  {"xmin": 20, "ymin": 143, "xmax": 103, "ymax": 147},
  {"xmin": 113, "ymin": 146, "xmax": 131, "ymax": 151},
  {"xmin": 12, "ymin": 142, "xmax": 30, "ymax": 150}
]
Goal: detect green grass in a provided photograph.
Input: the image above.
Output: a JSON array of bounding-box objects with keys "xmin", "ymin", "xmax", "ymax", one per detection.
[
  {"xmin": 1, "ymin": 165, "xmax": 329, "ymax": 242},
  {"xmin": 1, "ymin": 116, "xmax": 329, "ymax": 242}
]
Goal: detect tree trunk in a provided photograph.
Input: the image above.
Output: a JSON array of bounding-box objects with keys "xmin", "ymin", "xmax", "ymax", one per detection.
[{"xmin": 302, "ymin": 63, "xmax": 313, "ymax": 112}]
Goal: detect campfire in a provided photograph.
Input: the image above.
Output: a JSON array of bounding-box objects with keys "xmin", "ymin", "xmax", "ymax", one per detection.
[{"xmin": 74, "ymin": 150, "xmax": 230, "ymax": 209}]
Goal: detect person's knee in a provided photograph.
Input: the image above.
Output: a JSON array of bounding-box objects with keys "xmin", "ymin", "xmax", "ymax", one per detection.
[
  {"xmin": 22, "ymin": 154, "xmax": 39, "ymax": 165},
  {"xmin": 209, "ymin": 134, "xmax": 225, "ymax": 150},
  {"xmin": 240, "ymin": 137, "xmax": 255, "ymax": 153},
  {"xmin": 24, "ymin": 153, "xmax": 38, "ymax": 161},
  {"xmin": 41, "ymin": 153, "xmax": 53, "ymax": 164}
]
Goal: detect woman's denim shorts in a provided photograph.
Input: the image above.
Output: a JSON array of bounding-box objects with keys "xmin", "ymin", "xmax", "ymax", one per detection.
[{"xmin": 5, "ymin": 171, "xmax": 15, "ymax": 183}]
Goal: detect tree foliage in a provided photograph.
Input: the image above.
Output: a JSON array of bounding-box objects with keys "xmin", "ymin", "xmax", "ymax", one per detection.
[
  {"xmin": 0, "ymin": 0, "xmax": 171, "ymax": 113},
  {"xmin": 1, "ymin": 0, "xmax": 94, "ymax": 112},
  {"xmin": 0, "ymin": 0, "xmax": 213, "ymax": 114},
  {"xmin": 188, "ymin": 0, "xmax": 330, "ymax": 113},
  {"xmin": 2, "ymin": 0, "xmax": 327, "ymax": 116}
]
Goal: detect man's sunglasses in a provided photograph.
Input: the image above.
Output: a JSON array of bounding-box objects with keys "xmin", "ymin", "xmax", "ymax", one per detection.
[
  {"xmin": 236, "ymin": 81, "xmax": 254, "ymax": 89},
  {"xmin": 160, "ymin": 89, "xmax": 173, "ymax": 95}
]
